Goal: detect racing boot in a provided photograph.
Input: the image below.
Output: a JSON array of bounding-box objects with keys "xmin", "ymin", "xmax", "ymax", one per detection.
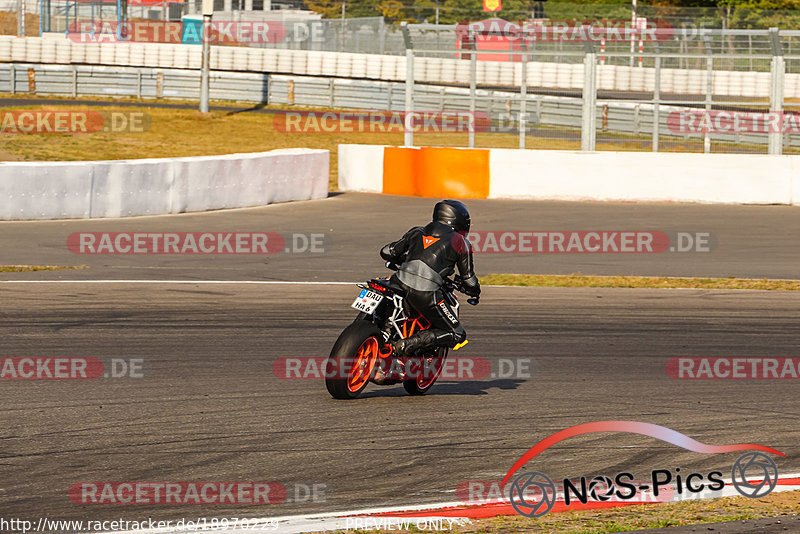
[
  {"xmin": 373, "ymin": 356, "xmax": 405, "ymax": 384},
  {"xmin": 390, "ymin": 329, "xmax": 438, "ymax": 357}
]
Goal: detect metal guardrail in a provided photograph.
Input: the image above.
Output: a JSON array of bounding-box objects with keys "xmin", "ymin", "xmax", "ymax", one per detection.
[
  {"xmin": 0, "ymin": 63, "xmax": 268, "ymax": 100},
  {"xmin": 0, "ymin": 62, "xmax": 792, "ymax": 150}
]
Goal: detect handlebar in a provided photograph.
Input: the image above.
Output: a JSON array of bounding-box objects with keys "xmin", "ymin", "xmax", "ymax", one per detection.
[{"xmin": 387, "ymin": 262, "xmax": 479, "ymax": 305}]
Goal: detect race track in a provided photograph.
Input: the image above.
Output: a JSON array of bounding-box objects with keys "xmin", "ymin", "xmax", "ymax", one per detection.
[
  {"xmin": 0, "ymin": 194, "xmax": 798, "ymax": 526},
  {"xmin": 2, "ymin": 192, "xmax": 799, "ymax": 281}
]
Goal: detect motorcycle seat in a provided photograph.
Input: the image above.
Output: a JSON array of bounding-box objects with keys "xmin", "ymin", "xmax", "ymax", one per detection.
[{"xmin": 371, "ymin": 277, "xmax": 407, "ymax": 297}]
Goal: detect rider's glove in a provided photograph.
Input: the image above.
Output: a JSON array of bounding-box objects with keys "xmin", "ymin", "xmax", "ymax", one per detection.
[{"xmin": 461, "ymin": 274, "xmax": 481, "ymax": 297}]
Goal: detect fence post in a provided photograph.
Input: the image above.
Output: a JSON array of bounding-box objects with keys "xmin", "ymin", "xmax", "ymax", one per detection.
[
  {"xmin": 72, "ymin": 65, "xmax": 78, "ymax": 97},
  {"xmin": 17, "ymin": 0, "xmax": 25, "ymax": 37},
  {"xmin": 519, "ymin": 44, "xmax": 527, "ymax": 149},
  {"xmin": 469, "ymin": 29, "xmax": 477, "ymax": 149},
  {"xmin": 199, "ymin": 7, "xmax": 212, "ymax": 113},
  {"xmin": 652, "ymin": 54, "xmax": 660, "ymax": 152},
  {"xmin": 703, "ymin": 35, "xmax": 712, "ymax": 153},
  {"xmin": 379, "ymin": 17, "xmax": 385, "ymax": 55},
  {"xmin": 581, "ymin": 46, "xmax": 597, "ymax": 152},
  {"xmin": 402, "ymin": 22, "xmax": 414, "ymax": 147},
  {"xmin": 768, "ymin": 27, "xmax": 784, "ymax": 155},
  {"xmin": 10, "ymin": 64, "xmax": 15, "ymax": 95},
  {"xmin": 404, "ymin": 49, "xmax": 414, "ymax": 147}
]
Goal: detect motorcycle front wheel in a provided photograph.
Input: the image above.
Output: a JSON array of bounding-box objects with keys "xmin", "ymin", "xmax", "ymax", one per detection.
[{"xmin": 403, "ymin": 347, "xmax": 449, "ymax": 396}]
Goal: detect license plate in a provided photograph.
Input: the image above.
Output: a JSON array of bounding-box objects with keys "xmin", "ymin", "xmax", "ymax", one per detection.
[{"xmin": 351, "ymin": 289, "xmax": 384, "ymax": 314}]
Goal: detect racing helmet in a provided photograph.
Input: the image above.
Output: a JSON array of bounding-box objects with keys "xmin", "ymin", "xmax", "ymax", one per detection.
[{"xmin": 433, "ymin": 200, "xmax": 471, "ymax": 233}]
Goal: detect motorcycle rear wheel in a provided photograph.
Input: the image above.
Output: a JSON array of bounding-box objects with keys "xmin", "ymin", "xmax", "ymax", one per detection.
[{"xmin": 325, "ymin": 320, "xmax": 381, "ymax": 399}]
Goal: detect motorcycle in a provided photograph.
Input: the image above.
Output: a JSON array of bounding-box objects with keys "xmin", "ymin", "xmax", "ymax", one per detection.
[{"xmin": 325, "ymin": 262, "xmax": 479, "ymax": 399}]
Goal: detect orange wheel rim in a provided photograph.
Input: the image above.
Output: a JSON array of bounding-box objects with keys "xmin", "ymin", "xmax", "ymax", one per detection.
[
  {"xmin": 417, "ymin": 352, "xmax": 445, "ymax": 389},
  {"xmin": 347, "ymin": 336, "xmax": 379, "ymax": 393}
]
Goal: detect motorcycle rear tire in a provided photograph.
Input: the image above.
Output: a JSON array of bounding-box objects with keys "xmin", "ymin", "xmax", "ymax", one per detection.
[{"xmin": 325, "ymin": 320, "xmax": 382, "ymax": 399}]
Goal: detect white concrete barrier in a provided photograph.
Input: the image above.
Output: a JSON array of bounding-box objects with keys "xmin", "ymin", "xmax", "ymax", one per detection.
[
  {"xmin": 0, "ymin": 148, "xmax": 329, "ymax": 220},
  {"xmin": 488, "ymin": 149, "xmax": 795, "ymax": 205},
  {"xmin": 337, "ymin": 144, "xmax": 384, "ymax": 193},
  {"xmin": 337, "ymin": 143, "xmax": 800, "ymax": 206}
]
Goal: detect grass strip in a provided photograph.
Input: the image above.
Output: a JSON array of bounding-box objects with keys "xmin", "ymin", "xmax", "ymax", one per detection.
[
  {"xmin": 0, "ymin": 265, "xmax": 87, "ymax": 272},
  {"xmin": 480, "ymin": 273, "xmax": 800, "ymax": 290}
]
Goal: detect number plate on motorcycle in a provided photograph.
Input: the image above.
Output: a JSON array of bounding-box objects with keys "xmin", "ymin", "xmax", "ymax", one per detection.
[{"xmin": 351, "ymin": 289, "xmax": 384, "ymax": 314}]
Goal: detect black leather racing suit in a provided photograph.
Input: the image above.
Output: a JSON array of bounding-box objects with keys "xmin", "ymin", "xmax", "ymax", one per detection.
[{"xmin": 380, "ymin": 221, "xmax": 481, "ymax": 348}]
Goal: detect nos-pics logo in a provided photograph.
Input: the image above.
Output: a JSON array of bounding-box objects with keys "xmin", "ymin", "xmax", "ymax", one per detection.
[{"xmin": 503, "ymin": 421, "xmax": 783, "ymax": 518}]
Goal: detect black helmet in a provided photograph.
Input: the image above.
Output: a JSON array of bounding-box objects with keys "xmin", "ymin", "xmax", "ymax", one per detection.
[{"xmin": 433, "ymin": 199, "xmax": 471, "ymax": 233}]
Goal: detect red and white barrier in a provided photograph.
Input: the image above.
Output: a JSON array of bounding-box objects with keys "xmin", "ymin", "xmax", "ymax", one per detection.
[{"xmin": 339, "ymin": 144, "xmax": 800, "ymax": 206}]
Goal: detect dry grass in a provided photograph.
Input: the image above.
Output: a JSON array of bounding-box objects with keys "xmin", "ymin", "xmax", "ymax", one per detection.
[
  {"xmin": 0, "ymin": 11, "xmax": 40, "ymax": 37},
  {"xmin": 0, "ymin": 264, "xmax": 86, "ymax": 272},
  {"xmin": 461, "ymin": 490, "xmax": 800, "ymax": 533},
  {"xmin": 481, "ymin": 273, "xmax": 800, "ymax": 290}
]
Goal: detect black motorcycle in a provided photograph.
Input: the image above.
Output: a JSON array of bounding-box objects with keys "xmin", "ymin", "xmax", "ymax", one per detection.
[{"xmin": 325, "ymin": 263, "xmax": 479, "ymax": 399}]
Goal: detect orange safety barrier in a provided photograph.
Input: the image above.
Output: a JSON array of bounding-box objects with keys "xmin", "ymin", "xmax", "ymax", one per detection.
[
  {"xmin": 382, "ymin": 146, "xmax": 419, "ymax": 196},
  {"xmin": 382, "ymin": 146, "xmax": 490, "ymax": 199}
]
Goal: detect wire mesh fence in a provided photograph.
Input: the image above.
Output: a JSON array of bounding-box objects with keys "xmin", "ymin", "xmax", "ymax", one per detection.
[
  {"xmin": 3, "ymin": 2, "xmax": 800, "ymax": 155},
  {"xmin": 401, "ymin": 24, "xmax": 797, "ymax": 155}
]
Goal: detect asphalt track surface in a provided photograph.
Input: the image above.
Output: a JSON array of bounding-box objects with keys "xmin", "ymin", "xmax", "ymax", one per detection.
[
  {"xmin": 1, "ymin": 193, "xmax": 799, "ymax": 281},
  {"xmin": 1, "ymin": 194, "xmax": 799, "ymax": 528}
]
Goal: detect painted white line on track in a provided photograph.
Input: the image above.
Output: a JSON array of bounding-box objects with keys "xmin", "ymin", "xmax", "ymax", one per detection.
[
  {"xmin": 0, "ymin": 280, "xmax": 356, "ymax": 285},
  {"xmin": 0, "ymin": 280, "xmax": 773, "ymax": 291},
  {"xmin": 101, "ymin": 500, "xmax": 473, "ymax": 534}
]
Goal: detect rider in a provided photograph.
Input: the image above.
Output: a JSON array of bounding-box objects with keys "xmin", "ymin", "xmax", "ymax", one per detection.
[{"xmin": 380, "ymin": 199, "xmax": 481, "ymax": 356}]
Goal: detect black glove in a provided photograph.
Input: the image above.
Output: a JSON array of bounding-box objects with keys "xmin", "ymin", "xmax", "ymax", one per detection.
[{"xmin": 461, "ymin": 274, "xmax": 481, "ymax": 298}]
